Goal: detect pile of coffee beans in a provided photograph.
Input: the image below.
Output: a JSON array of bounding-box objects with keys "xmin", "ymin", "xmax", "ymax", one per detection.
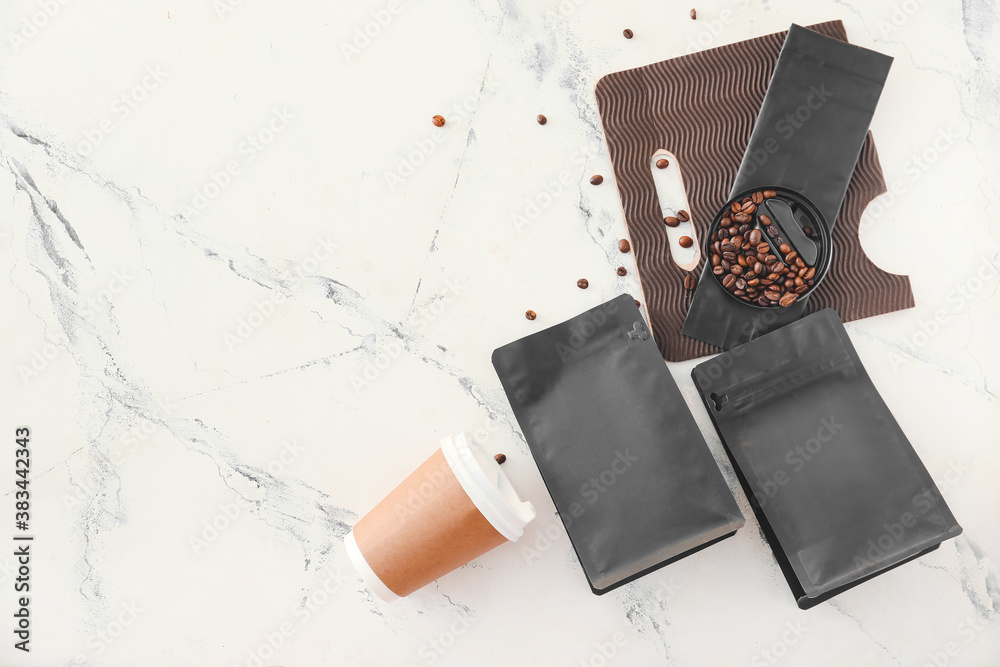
[{"xmin": 708, "ymin": 189, "xmax": 818, "ymax": 308}]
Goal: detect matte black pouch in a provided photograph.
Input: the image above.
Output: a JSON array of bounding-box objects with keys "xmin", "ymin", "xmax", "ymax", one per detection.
[
  {"xmin": 682, "ymin": 24, "xmax": 894, "ymax": 349},
  {"xmin": 492, "ymin": 295, "xmax": 745, "ymax": 594},
  {"xmin": 692, "ymin": 309, "xmax": 962, "ymax": 608}
]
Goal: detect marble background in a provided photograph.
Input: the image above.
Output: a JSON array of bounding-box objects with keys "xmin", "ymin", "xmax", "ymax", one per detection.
[{"xmin": 1, "ymin": 0, "xmax": 998, "ymax": 665}]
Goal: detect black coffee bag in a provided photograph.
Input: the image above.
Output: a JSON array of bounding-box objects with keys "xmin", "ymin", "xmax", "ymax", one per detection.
[
  {"xmin": 692, "ymin": 309, "xmax": 962, "ymax": 608},
  {"xmin": 492, "ymin": 295, "xmax": 745, "ymax": 594},
  {"xmin": 683, "ymin": 24, "xmax": 893, "ymax": 349}
]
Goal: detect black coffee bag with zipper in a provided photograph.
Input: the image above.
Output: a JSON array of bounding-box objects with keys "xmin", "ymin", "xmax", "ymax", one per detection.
[
  {"xmin": 692, "ymin": 309, "xmax": 962, "ymax": 608},
  {"xmin": 492, "ymin": 295, "xmax": 745, "ymax": 594}
]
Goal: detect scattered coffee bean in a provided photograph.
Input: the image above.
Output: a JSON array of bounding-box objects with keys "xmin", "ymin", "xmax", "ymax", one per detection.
[
  {"xmin": 713, "ymin": 266, "xmax": 725, "ymax": 275},
  {"xmin": 494, "ymin": 453, "xmax": 507, "ymax": 464},
  {"xmin": 432, "ymin": 115, "xmax": 445, "ymax": 127},
  {"xmin": 778, "ymin": 243, "xmax": 791, "ymax": 254},
  {"xmin": 760, "ymin": 214, "xmax": 772, "ymax": 226},
  {"xmin": 618, "ymin": 239, "xmax": 631, "ymax": 253},
  {"xmin": 617, "ymin": 266, "xmax": 628, "ymax": 276},
  {"xmin": 590, "ymin": 175, "xmax": 604, "ymax": 185},
  {"xmin": 525, "ymin": 310, "xmax": 536, "ymax": 320},
  {"xmin": 684, "ymin": 274, "xmax": 696, "ymax": 290},
  {"xmin": 749, "ymin": 229, "xmax": 761, "ymax": 245},
  {"xmin": 779, "ymin": 293, "xmax": 798, "ymax": 307},
  {"xmin": 537, "ymin": 114, "xmax": 547, "ymax": 125},
  {"xmin": 656, "ymin": 158, "xmax": 669, "ymax": 169},
  {"xmin": 577, "ymin": 278, "xmax": 589, "ymax": 289},
  {"xmin": 752, "ymin": 191, "xmax": 764, "ymax": 205},
  {"xmin": 678, "ymin": 236, "xmax": 693, "ymax": 248},
  {"xmin": 623, "ymin": 28, "xmax": 634, "ymax": 38},
  {"xmin": 763, "ymin": 190, "xmax": 777, "ymax": 199},
  {"xmin": 785, "ymin": 251, "xmax": 798, "ymax": 263},
  {"xmin": 690, "ymin": 8, "xmax": 697, "ymax": 19},
  {"xmin": 722, "ymin": 274, "xmax": 736, "ymax": 289},
  {"xmin": 677, "ymin": 209, "xmax": 690, "ymax": 222},
  {"xmin": 664, "ymin": 215, "xmax": 680, "ymax": 227},
  {"xmin": 803, "ymin": 225, "xmax": 814, "ymax": 237}
]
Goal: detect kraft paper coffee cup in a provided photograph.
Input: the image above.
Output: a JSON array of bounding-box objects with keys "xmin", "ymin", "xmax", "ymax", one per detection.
[{"xmin": 345, "ymin": 433, "xmax": 535, "ymax": 601}]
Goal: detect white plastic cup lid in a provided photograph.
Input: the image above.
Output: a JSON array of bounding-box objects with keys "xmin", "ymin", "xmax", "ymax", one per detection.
[{"xmin": 441, "ymin": 432, "xmax": 536, "ymax": 541}]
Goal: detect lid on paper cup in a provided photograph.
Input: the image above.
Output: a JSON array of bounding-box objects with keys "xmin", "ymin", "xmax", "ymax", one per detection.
[
  {"xmin": 345, "ymin": 528, "xmax": 400, "ymax": 602},
  {"xmin": 441, "ymin": 432, "xmax": 536, "ymax": 541}
]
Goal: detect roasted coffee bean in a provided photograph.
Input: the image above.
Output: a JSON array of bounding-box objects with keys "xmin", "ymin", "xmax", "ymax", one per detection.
[
  {"xmin": 623, "ymin": 28, "xmax": 634, "ymax": 38},
  {"xmin": 779, "ymin": 293, "xmax": 798, "ymax": 307},
  {"xmin": 713, "ymin": 266, "xmax": 725, "ymax": 276},
  {"xmin": 739, "ymin": 224, "xmax": 750, "ymax": 234},
  {"xmin": 735, "ymin": 278, "xmax": 747, "ymax": 290},
  {"xmin": 795, "ymin": 257, "xmax": 806, "ymax": 269},
  {"xmin": 731, "ymin": 201, "xmax": 743, "ymax": 213},
  {"xmin": 803, "ymin": 225, "xmax": 814, "ymax": 236},
  {"xmin": 778, "ymin": 243, "xmax": 791, "ymax": 254},
  {"xmin": 722, "ymin": 274, "xmax": 736, "ymax": 289},
  {"xmin": 721, "ymin": 260, "xmax": 730, "ymax": 271},
  {"xmin": 765, "ymin": 254, "xmax": 778, "ymax": 264},
  {"xmin": 537, "ymin": 114, "xmax": 548, "ymax": 125},
  {"xmin": 749, "ymin": 229, "xmax": 762, "ymax": 246},
  {"xmin": 772, "ymin": 262, "xmax": 785, "ymax": 273},
  {"xmin": 744, "ymin": 271, "xmax": 757, "ymax": 280},
  {"xmin": 784, "ymin": 278, "xmax": 795, "ymax": 289},
  {"xmin": 710, "ymin": 254, "xmax": 721, "ymax": 267},
  {"xmin": 763, "ymin": 190, "xmax": 777, "ymax": 199},
  {"xmin": 722, "ymin": 251, "xmax": 736, "ymax": 261},
  {"xmin": 591, "ymin": 175, "xmax": 604, "ymax": 185},
  {"xmin": 678, "ymin": 236, "xmax": 693, "ymax": 248},
  {"xmin": 736, "ymin": 255, "xmax": 747, "ymax": 267},
  {"xmin": 712, "ymin": 241, "xmax": 721, "ymax": 254},
  {"xmin": 577, "ymin": 278, "xmax": 589, "ymax": 289},
  {"xmin": 656, "ymin": 158, "xmax": 669, "ymax": 169},
  {"xmin": 684, "ymin": 274, "xmax": 696, "ymax": 290},
  {"xmin": 795, "ymin": 285, "xmax": 809, "ymax": 294},
  {"xmin": 733, "ymin": 213, "xmax": 751, "ymax": 224},
  {"xmin": 664, "ymin": 215, "xmax": 680, "ymax": 227},
  {"xmin": 690, "ymin": 8, "xmax": 697, "ymax": 19},
  {"xmin": 760, "ymin": 214, "xmax": 772, "ymax": 226},
  {"xmin": 718, "ymin": 228, "xmax": 730, "ymax": 239},
  {"xmin": 618, "ymin": 238, "xmax": 630, "ymax": 253},
  {"xmin": 432, "ymin": 115, "xmax": 446, "ymax": 127},
  {"xmin": 766, "ymin": 272, "xmax": 781, "ymax": 282},
  {"xmin": 794, "ymin": 276, "xmax": 805, "ymax": 287},
  {"xmin": 494, "ymin": 453, "xmax": 507, "ymax": 464},
  {"xmin": 733, "ymin": 289, "xmax": 745, "ymax": 296},
  {"xmin": 741, "ymin": 202, "xmax": 756, "ymax": 214},
  {"xmin": 740, "ymin": 295, "xmax": 751, "ymax": 302},
  {"xmin": 753, "ymin": 261, "xmax": 763, "ymax": 275},
  {"xmin": 752, "ymin": 191, "xmax": 764, "ymax": 205},
  {"xmin": 785, "ymin": 251, "xmax": 798, "ymax": 263},
  {"xmin": 747, "ymin": 278, "xmax": 760, "ymax": 287},
  {"xmin": 710, "ymin": 232, "xmax": 719, "ymax": 242},
  {"xmin": 764, "ymin": 290, "xmax": 781, "ymax": 301},
  {"xmin": 720, "ymin": 241, "xmax": 735, "ymax": 252},
  {"xmin": 757, "ymin": 295, "xmax": 769, "ymax": 306},
  {"xmin": 730, "ymin": 264, "xmax": 743, "ymax": 275},
  {"xmin": 803, "ymin": 267, "xmax": 816, "ymax": 280},
  {"xmin": 730, "ymin": 237, "xmax": 742, "ymax": 250},
  {"xmin": 525, "ymin": 310, "xmax": 536, "ymax": 320},
  {"xmin": 756, "ymin": 243, "xmax": 770, "ymax": 254},
  {"xmin": 677, "ymin": 209, "xmax": 690, "ymax": 222},
  {"xmin": 766, "ymin": 225, "xmax": 779, "ymax": 238},
  {"xmin": 617, "ymin": 266, "xmax": 628, "ymax": 276}
]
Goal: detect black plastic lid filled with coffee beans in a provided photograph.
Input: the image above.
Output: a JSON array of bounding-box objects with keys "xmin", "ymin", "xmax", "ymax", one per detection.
[{"xmin": 682, "ymin": 24, "xmax": 893, "ymax": 349}]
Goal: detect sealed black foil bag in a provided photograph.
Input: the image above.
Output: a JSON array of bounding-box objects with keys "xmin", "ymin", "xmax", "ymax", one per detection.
[
  {"xmin": 692, "ymin": 309, "xmax": 962, "ymax": 608},
  {"xmin": 493, "ymin": 295, "xmax": 744, "ymax": 594},
  {"xmin": 683, "ymin": 24, "xmax": 894, "ymax": 349}
]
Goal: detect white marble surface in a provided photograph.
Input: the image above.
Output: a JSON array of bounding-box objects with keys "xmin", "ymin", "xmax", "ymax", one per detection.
[{"xmin": 1, "ymin": 0, "xmax": 999, "ymax": 665}]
